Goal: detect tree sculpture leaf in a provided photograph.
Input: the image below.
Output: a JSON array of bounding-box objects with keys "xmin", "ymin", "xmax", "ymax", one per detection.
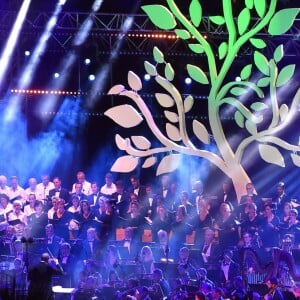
[
  {"xmin": 115, "ymin": 134, "xmax": 127, "ymax": 150},
  {"xmin": 254, "ymin": 51, "xmax": 270, "ymax": 76},
  {"xmin": 279, "ymin": 104, "xmax": 289, "ymax": 122},
  {"xmin": 153, "ymin": 46, "xmax": 165, "ymax": 63},
  {"xmin": 166, "ymin": 123, "xmax": 181, "ymax": 141},
  {"xmin": 291, "ymin": 153, "xmax": 300, "ymax": 167},
  {"xmin": 193, "ymin": 120, "xmax": 210, "ymax": 144},
  {"xmin": 240, "ymin": 64, "xmax": 252, "ymax": 80},
  {"xmin": 175, "ymin": 29, "xmax": 191, "ymax": 39},
  {"xmin": 238, "ymin": 8, "xmax": 251, "ymax": 35},
  {"xmin": 128, "ymin": 71, "xmax": 142, "ymax": 91},
  {"xmin": 257, "ymin": 77, "xmax": 270, "ymax": 87},
  {"xmin": 250, "ymin": 38, "xmax": 267, "ymax": 49},
  {"xmin": 189, "ymin": 0, "xmax": 202, "ymax": 27},
  {"xmin": 235, "ymin": 111, "xmax": 245, "ymax": 128},
  {"xmin": 209, "ymin": 16, "xmax": 225, "ymax": 25},
  {"xmin": 218, "ymin": 42, "xmax": 228, "ymax": 60},
  {"xmin": 131, "ymin": 136, "xmax": 151, "ymax": 150},
  {"xmin": 268, "ymin": 8, "xmax": 300, "ymax": 35},
  {"xmin": 144, "ymin": 61, "xmax": 157, "ymax": 76},
  {"xmin": 184, "ymin": 95, "xmax": 194, "ymax": 113},
  {"xmin": 141, "ymin": 5, "xmax": 177, "ymax": 30},
  {"xmin": 245, "ymin": 120, "xmax": 257, "ymax": 135},
  {"xmin": 245, "ymin": 0, "xmax": 254, "ymax": 9},
  {"xmin": 250, "ymin": 102, "xmax": 268, "ymax": 111},
  {"xmin": 155, "ymin": 93, "xmax": 175, "ymax": 108},
  {"xmin": 187, "ymin": 64, "xmax": 209, "ymax": 84},
  {"xmin": 231, "ymin": 87, "xmax": 247, "ymax": 96},
  {"xmin": 254, "ymin": 0, "xmax": 266, "ymax": 18},
  {"xmin": 107, "ymin": 84, "xmax": 125, "ymax": 95},
  {"xmin": 258, "ymin": 144, "xmax": 285, "ymax": 167},
  {"xmin": 111, "ymin": 155, "xmax": 139, "ymax": 172},
  {"xmin": 276, "ymin": 64, "xmax": 295, "ymax": 87},
  {"xmin": 274, "ymin": 45, "xmax": 284, "ymax": 63},
  {"xmin": 164, "ymin": 110, "xmax": 179, "ymax": 123},
  {"xmin": 142, "ymin": 156, "xmax": 157, "ymax": 168},
  {"xmin": 188, "ymin": 44, "xmax": 205, "ymax": 54},
  {"xmin": 105, "ymin": 105, "xmax": 143, "ymax": 128},
  {"xmin": 165, "ymin": 63, "xmax": 175, "ymax": 81},
  {"xmin": 156, "ymin": 153, "xmax": 181, "ymax": 176}
]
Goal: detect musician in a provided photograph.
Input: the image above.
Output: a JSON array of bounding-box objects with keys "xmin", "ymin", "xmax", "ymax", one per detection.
[
  {"xmin": 272, "ymin": 182, "xmax": 290, "ymax": 218},
  {"xmin": 58, "ymin": 242, "xmax": 77, "ymax": 287},
  {"xmin": 230, "ymin": 275, "xmax": 247, "ymax": 300},
  {"xmin": 214, "ymin": 202, "xmax": 239, "ymax": 251},
  {"xmin": 199, "ymin": 228, "xmax": 222, "ymax": 279},
  {"xmin": 151, "ymin": 268, "xmax": 171, "ymax": 299},
  {"xmin": 260, "ymin": 204, "xmax": 280, "ymax": 251},
  {"xmin": 138, "ymin": 245, "xmax": 155, "ymax": 275},
  {"xmin": 217, "ymin": 249, "xmax": 240, "ymax": 293},
  {"xmin": 27, "ymin": 252, "xmax": 64, "ymax": 300},
  {"xmin": 152, "ymin": 229, "xmax": 171, "ymax": 262},
  {"xmin": 103, "ymin": 244, "xmax": 124, "ymax": 281},
  {"xmin": 111, "ymin": 180, "xmax": 130, "ymax": 220},
  {"xmin": 192, "ymin": 198, "xmax": 213, "ymax": 247},
  {"xmin": 43, "ymin": 224, "xmax": 63, "ymax": 257},
  {"xmin": 0, "ymin": 194, "xmax": 12, "ymax": 234},
  {"xmin": 28, "ymin": 200, "xmax": 48, "ymax": 238},
  {"xmin": 177, "ymin": 246, "xmax": 198, "ymax": 279},
  {"xmin": 51, "ymin": 198, "xmax": 72, "ymax": 241},
  {"xmin": 239, "ymin": 182, "xmax": 262, "ymax": 213},
  {"xmin": 7, "ymin": 200, "xmax": 27, "ymax": 239},
  {"xmin": 263, "ymin": 276, "xmax": 284, "ymax": 300},
  {"xmin": 81, "ymin": 227, "xmax": 102, "ymax": 261}
]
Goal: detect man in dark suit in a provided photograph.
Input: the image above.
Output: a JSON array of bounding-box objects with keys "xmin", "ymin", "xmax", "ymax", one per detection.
[
  {"xmin": 272, "ymin": 182, "xmax": 290, "ymax": 218},
  {"xmin": 199, "ymin": 228, "xmax": 222, "ymax": 280},
  {"xmin": 70, "ymin": 182, "xmax": 88, "ymax": 202},
  {"xmin": 111, "ymin": 180, "xmax": 130, "ymax": 220},
  {"xmin": 87, "ymin": 182, "xmax": 101, "ymax": 207},
  {"xmin": 43, "ymin": 224, "xmax": 63, "ymax": 257},
  {"xmin": 217, "ymin": 249, "xmax": 240, "ymax": 293},
  {"xmin": 81, "ymin": 227, "xmax": 102, "ymax": 260},
  {"xmin": 129, "ymin": 175, "xmax": 146, "ymax": 202},
  {"xmin": 48, "ymin": 177, "xmax": 70, "ymax": 206},
  {"xmin": 27, "ymin": 252, "xmax": 63, "ymax": 300}
]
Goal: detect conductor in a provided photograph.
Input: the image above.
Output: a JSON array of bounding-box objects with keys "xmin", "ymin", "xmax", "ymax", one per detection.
[{"xmin": 27, "ymin": 252, "xmax": 64, "ymax": 300}]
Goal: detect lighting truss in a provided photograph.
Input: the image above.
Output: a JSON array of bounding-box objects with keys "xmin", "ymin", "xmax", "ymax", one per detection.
[{"xmin": 0, "ymin": 11, "xmax": 299, "ymax": 56}]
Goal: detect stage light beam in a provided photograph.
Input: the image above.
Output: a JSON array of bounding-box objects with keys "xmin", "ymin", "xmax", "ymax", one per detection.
[{"xmin": 0, "ymin": 0, "xmax": 32, "ymax": 89}]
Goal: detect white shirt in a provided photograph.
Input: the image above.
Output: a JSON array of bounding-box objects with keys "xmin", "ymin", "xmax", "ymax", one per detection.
[
  {"xmin": 100, "ymin": 183, "xmax": 117, "ymax": 196},
  {"xmin": 7, "ymin": 186, "xmax": 26, "ymax": 204},
  {"xmin": 37, "ymin": 182, "xmax": 55, "ymax": 199},
  {"xmin": 72, "ymin": 180, "xmax": 92, "ymax": 195},
  {"xmin": 24, "ymin": 187, "xmax": 44, "ymax": 202}
]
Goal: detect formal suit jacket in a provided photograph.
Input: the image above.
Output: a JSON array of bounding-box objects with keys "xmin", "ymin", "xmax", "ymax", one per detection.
[
  {"xmin": 81, "ymin": 239, "xmax": 103, "ymax": 260},
  {"xmin": 111, "ymin": 190, "xmax": 130, "ymax": 219},
  {"xmin": 199, "ymin": 241, "xmax": 222, "ymax": 270},
  {"xmin": 128, "ymin": 185, "xmax": 147, "ymax": 201},
  {"xmin": 217, "ymin": 260, "xmax": 240, "ymax": 286},
  {"xmin": 27, "ymin": 261, "xmax": 63, "ymax": 300},
  {"xmin": 49, "ymin": 188, "xmax": 70, "ymax": 205},
  {"xmin": 87, "ymin": 192, "xmax": 101, "ymax": 207}
]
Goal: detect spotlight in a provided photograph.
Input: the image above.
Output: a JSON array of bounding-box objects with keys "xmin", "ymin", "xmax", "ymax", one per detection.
[
  {"xmin": 84, "ymin": 58, "xmax": 91, "ymax": 65},
  {"xmin": 88, "ymin": 74, "xmax": 95, "ymax": 81},
  {"xmin": 144, "ymin": 74, "xmax": 151, "ymax": 81},
  {"xmin": 24, "ymin": 50, "xmax": 30, "ymax": 56},
  {"xmin": 185, "ymin": 77, "xmax": 192, "ymax": 85},
  {"xmin": 235, "ymin": 76, "xmax": 241, "ymax": 82},
  {"xmin": 53, "ymin": 72, "xmax": 60, "ymax": 78}
]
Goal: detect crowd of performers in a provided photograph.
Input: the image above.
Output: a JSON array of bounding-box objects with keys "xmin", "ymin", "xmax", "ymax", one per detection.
[{"xmin": 0, "ymin": 171, "xmax": 300, "ymax": 299}]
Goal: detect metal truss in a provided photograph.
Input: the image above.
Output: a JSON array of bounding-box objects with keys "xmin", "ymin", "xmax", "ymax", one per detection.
[{"xmin": 0, "ymin": 11, "xmax": 299, "ymax": 56}]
